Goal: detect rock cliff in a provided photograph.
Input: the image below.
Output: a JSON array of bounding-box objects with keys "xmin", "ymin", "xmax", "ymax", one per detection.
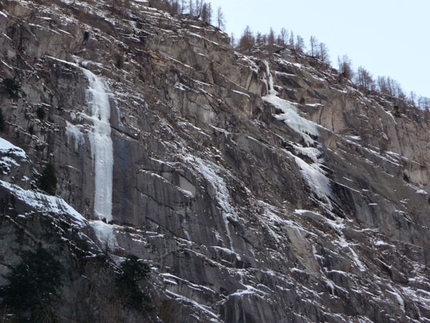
[{"xmin": 0, "ymin": 0, "xmax": 430, "ymax": 322}]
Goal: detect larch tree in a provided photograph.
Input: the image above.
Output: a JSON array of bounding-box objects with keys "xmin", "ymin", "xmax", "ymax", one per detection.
[
  {"xmin": 230, "ymin": 33, "xmax": 237, "ymax": 48},
  {"xmin": 201, "ymin": 2, "xmax": 212, "ymax": 24},
  {"xmin": 318, "ymin": 42, "xmax": 330, "ymax": 65},
  {"xmin": 188, "ymin": 0, "xmax": 194, "ymax": 15},
  {"xmin": 278, "ymin": 28, "xmax": 288, "ymax": 46},
  {"xmin": 195, "ymin": 0, "xmax": 203, "ymax": 17},
  {"xmin": 289, "ymin": 30, "xmax": 295, "ymax": 47},
  {"xmin": 216, "ymin": 7, "xmax": 225, "ymax": 30},
  {"xmin": 356, "ymin": 66, "xmax": 374, "ymax": 93},
  {"xmin": 338, "ymin": 55, "xmax": 354, "ymax": 80},
  {"xmin": 238, "ymin": 26, "xmax": 255, "ymax": 53},
  {"xmin": 309, "ymin": 36, "xmax": 318, "ymax": 57},
  {"xmin": 295, "ymin": 35, "xmax": 305, "ymax": 52},
  {"xmin": 267, "ymin": 28, "xmax": 275, "ymax": 56}
]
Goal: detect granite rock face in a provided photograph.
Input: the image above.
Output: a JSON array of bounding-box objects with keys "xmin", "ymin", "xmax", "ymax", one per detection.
[{"xmin": 0, "ymin": 1, "xmax": 430, "ymax": 322}]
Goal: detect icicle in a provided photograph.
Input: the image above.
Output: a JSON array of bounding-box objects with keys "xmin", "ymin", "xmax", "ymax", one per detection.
[{"xmin": 82, "ymin": 69, "xmax": 114, "ymax": 222}]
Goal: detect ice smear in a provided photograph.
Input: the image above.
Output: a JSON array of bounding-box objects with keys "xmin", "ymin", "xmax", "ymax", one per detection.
[
  {"xmin": 65, "ymin": 121, "xmax": 85, "ymax": 152},
  {"xmin": 184, "ymin": 156, "xmax": 238, "ymax": 251},
  {"xmin": 82, "ymin": 69, "xmax": 114, "ymax": 222},
  {"xmin": 0, "ymin": 180, "xmax": 87, "ymax": 227},
  {"xmin": 261, "ymin": 64, "xmax": 333, "ymax": 208},
  {"xmin": 90, "ymin": 220, "xmax": 118, "ymax": 250},
  {"xmin": 293, "ymin": 155, "xmax": 332, "ymax": 208},
  {"xmin": 263, "ymin": 95, "xmax": 319, "ymax": 144},
  {"xmin": 348, "ymin": 246, "xmax": 366, "ymax": 272}
]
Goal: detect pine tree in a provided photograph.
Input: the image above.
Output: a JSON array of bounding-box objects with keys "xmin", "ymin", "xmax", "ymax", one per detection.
[
  {"xmin": 0, "ymin": 247, "xmax": 62, "ymax": 321},
  {"xmin": 39, "ymin": 163, "xmax": 57, "ymax": 195},
  {"xmin": 116, "ymin": 255, "xmax": 150, "ymax": 309}
]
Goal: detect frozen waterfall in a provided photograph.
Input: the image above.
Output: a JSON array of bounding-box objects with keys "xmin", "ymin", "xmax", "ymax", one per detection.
[
  {"xmin": 264, "ymin": 60, "xmax": 277, "ymax": 96},
  {"xmin": 82, "ymin": 69, "xmax": 114, "ymax": 222}
]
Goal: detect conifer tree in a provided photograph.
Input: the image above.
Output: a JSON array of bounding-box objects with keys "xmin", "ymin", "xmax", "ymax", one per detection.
[{"xmin": 39, "ymin": 163, "xmax": 57, "ymax": 195}]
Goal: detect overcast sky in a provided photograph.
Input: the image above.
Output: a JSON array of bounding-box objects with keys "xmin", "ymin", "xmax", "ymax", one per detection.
[{"xmin": 208, "ymin": 0, "xmax": 430, "ymax": 99}]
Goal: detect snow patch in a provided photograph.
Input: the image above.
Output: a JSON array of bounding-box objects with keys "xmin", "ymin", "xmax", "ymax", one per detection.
[
  {"xmin": 0, "ymin": 137, "xmax": 27, "ymax": 159},
  {"xmin": 0, "ymin": 180, "xmax": 87, "ymax": 227}
]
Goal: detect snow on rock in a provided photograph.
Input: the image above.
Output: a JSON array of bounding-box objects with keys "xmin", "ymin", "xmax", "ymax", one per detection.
[
  {"xmin": 81, "ymin": 69, "xmax": 114, "ymax": 222},
  {"xmin": 0, "ymin": 137, "xmax": 27, "ymax": 159},
  {"xmin": 0, "ymin": 137, "xmax": 28, "ymax": 176},
  {"xmin": 0, "ymin": 179, "xmax": 87, "ymax": 227}
]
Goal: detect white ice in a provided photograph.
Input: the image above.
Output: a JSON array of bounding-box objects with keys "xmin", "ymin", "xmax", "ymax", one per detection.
[
  {"xmin": 65, "ymin": 121, "xmax": 85, "ymax": 152},
  {"xmin": 263, "ymin": 95, "xmax": 319, "ymax": 142},
  {"xmin": 90, "ymin": 220, "xmax": 118, "ymax": 250},
  {"xmin": 263, "ymin": 60, "xmax": 277, "ymax": 96},
  {"xmin": 82, "ymin": 69, "xmax": 114, "ymax": 222}
]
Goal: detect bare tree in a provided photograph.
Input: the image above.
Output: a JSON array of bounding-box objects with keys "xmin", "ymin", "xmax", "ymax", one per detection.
[
  {"xmin": 309, "ymin": 36, "xmax": 318, "ymax": 57},
  {"xmin": 201, "ymin": 2, "xmax": 212, "ymax": 24},
  {"xmin": 289, "ymin": 31, "xmax": 295, "ymax": 47},
  {"xmin": 194, "ymin": 0, "xmax": 203, "ymax": 18},
  {"xmin": 355, "ymin": 66, "xmax": 374, "ymax": 93},
  {"xmin": 230, "ymin": 33, "xmax": 237, "ymax": 48},
  {"xmin": 189, "ymin": 0, "xmax": 194, "ymax": 15},
  {"xmin": 419, "ymin": 96, "xmax": 430, "ymax": 111},
  {"xmin": 169, "ymin": 0, "xmax": 180, "ymax": 15},
  {"xmin": 409, "ymin": 91, "xmax": 416, "ymax": 106},
  {"xmin": 295, "ymin": 35, "xmax": 305, "ymax": 52},
  {"xmin": 318, "ymin": 42, "xmax": 330, "ymax": 65},
  {"xmin": 216, "ymin": 7, "xmax": 225, "ymax": 30},
  {"xmin": 377, "ymin": 76, "xmax": 389, "ymax": 95},
  {"xmin": 338, "ymin": 55, "xmax": 354, "ymax": 80},
  {"xmin": 278, "ymin": 28, "xmax": 288, "ymax": 46},
  {"xmin": 255, "ymin": 32, "xmax": 264, "ymax": 45},
  {"xmin": 376, "ymin": 76, "xmax": 405, "ymax": 98}
]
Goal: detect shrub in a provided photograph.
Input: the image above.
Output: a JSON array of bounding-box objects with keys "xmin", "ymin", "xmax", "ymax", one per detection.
[
  {"xmin": 115, "ymin": 255, "xmax": 150, "ymax": 309},
  {"xmin": 3, "ymin": 78, "xmax": 20, "ymax": 99},
  {"xmin": 39, "ymin": 163, "xmax": 57, "ymax": 195},
  {"xmin": 36, "ymin": 107, "xmax": 46, "ymax": 120},
  {"xmin": 393, "ymin": 105, "xmax": 401, "ymax": 117},
  {"xmin": 0, "ymin": 247, "xmax": 63, "ymax": 322}
]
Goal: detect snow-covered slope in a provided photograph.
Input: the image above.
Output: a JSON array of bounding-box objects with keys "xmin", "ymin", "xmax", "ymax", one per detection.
[{"xmin": 0, "ymin": 1, "xmax": 430, "ymax": 322}]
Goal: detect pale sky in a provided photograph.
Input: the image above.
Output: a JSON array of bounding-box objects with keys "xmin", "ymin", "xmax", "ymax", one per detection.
[{"xmin": 208, "ymin": 0, "xmax": 430, "ymax": 99}]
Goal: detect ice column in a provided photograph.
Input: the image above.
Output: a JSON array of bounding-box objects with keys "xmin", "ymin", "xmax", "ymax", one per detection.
[
  {"xmin": 264, "ymin": 60, "xmax": 276, "ymax": 96},
  {"xmin": 82, "ymin": 69, "xmax": 113, "ymax": 222}
]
